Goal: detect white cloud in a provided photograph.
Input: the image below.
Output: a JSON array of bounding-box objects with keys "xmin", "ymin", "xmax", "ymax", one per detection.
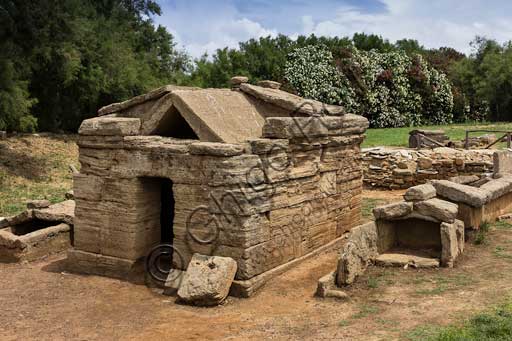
[
  {"xmin": 304, "ymin": 0, "xmax": 512, "ymax": 54},
  {"xmin": 157, "ymin": 0, "xmax": 512, "ymax": 58}
]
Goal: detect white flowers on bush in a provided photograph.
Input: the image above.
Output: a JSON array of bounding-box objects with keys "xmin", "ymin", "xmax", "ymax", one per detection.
[
  {"xmin": 284, "ymin": 45, "xmax": 358, "ymax": 111},
  {"xmin": 284, "ymin": 45, "xmax": 454, "ymax": 128}
]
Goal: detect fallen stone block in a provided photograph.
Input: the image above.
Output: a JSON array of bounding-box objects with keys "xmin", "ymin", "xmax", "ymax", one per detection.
[
  {"xmin": 373, "ymin": 202, "xmax": 413, "ymax": 220},
  {"xmin": 316, "ymin": 271, "xmax": 349, "ymax": 300},
  {"xmin": 177, "ymin": 254, "xmax": 237, "ymax": 306},
  {"xmin": 404, "ymin": 184, "xmax": 436, "ymax": 201},
  {"xmin": 413, "ymin": 198, "xmax": 458, "ymax": 223},
  {"xmin": 162, "ymin": 269, "xmax": 186, "ymax": 296},
  {"xmin": 375, "ymin": 253, "xmax": 439, "ymax": 268}
]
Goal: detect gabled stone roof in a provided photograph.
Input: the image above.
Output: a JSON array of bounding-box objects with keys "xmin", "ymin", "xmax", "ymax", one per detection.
[{"xmin": 95, "ymin": 79, "xmax": 348, "ymax": 143}]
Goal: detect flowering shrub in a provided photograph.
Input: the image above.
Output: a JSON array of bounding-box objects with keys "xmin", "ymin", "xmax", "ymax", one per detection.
[
  {"xmin": 284, "ymin": 45, "xmax": 358, "ymax": 112},
  {"xmin": 284, "ymin": 45, "xmax": 454, "ymax": 128}
]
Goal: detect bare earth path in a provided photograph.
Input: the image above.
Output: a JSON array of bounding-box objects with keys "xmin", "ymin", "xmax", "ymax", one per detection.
[{"xmin": 2, "ymin": 192, "xmax": 512, "ymax": 340}]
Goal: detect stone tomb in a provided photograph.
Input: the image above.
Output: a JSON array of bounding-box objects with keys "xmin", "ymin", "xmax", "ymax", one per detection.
[
  {"xmin": 0, "ymin": 200, "xmax": 75, "ymax": 262},
  {"xmin": 68, "ymin": 77, "xmax": 369, "ymax": 297}
]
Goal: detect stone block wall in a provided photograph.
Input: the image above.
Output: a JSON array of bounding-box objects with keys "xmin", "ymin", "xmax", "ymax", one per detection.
[
  {"xmin": 70, "ymin": 114, "xmax": 368, "ymax": 281},
  {"xmin": 363, "ymin": 147, "xmax": 494, "ymax": 189}
]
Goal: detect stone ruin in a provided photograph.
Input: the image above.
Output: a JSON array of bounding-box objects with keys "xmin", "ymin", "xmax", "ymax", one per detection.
[
  {"xmin": 318, "ymin": 152, "xmax": 512, "ymax": 298},
  {"xmin": 67, "ymin": 77, "xmax": 369, "ymax": 300},
  {"xmin": 0, "ymin": 200, "xmax": 75, "ymax": 262}
]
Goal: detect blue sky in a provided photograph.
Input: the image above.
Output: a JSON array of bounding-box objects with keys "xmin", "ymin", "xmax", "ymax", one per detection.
[{"xmin": 155, "ymin": 0, "xmax": 512, "ymax": 58}]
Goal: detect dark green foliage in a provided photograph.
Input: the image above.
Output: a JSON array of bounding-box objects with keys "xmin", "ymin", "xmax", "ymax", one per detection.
[{"xmin": 0, "ymin": 0, "xmax": 189, "ymax": 132}]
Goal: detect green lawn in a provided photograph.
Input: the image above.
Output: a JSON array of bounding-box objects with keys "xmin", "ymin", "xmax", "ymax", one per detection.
[
  {"xmin": 407, "ymin": 301, "xmax": 512, "ymax": 340},
  {"xmin": 363, "ymin": 122, "xmax": 512, "ymax": 148}
]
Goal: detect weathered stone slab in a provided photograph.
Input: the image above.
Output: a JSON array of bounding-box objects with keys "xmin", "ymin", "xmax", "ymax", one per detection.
[
  {"xmin": 373, "ymin": 202, "xmax": 413, "ymax": 220},
  {"xmin": 262, "ymin": 117, "xmax": 329, "ymax": 139},
  {"xmin": 98, "ymin": 85, "xmax": 176, "ymax": 116},
  {"xmin": 448, "ymin": 175, "xmax": 480, "ymax": 185},
  {"xmin": 413, "ymin": 198, "xmax": 458, "ymax": 223},
  {"xmin": 494, "ymin": 150, "xmax": 512, "ymax": 176},
  {"xmin": 479, "ymin": 179, "xmax": 512, "ymax": 201},
  {"xmin": 336, "ymin": 222, "xmax": 378, "ymax": 286},
  {"xmin": 33, "ymin": 200, "xmax": 75, "ymax": 225},
  {"xmin": 431, "ymin": 180, "xmax": 490, "ymax": 207},
  {"xmin": 177, "ymin": 254, "xmax": 237, "ymax": 306},
  {"xmin": 79, "ymin": 117, "xmax": 141, "ymax": 136},
  {"xmin": 26, "ymin": 200, "xmax": 51, "ymax": 209},
  {"xmin": 240, "ymin": 83, "xmax": 345, "ymax": 116},
  {"xmin": 171, "ymin": 89, "xmax": 266, "ymax": 143},
  {"xmin": 404, "ymin": 184, "xmax": 436, "ymax": 201},
  {"xmin": 256, "ymin": 80, "xmax": 281, "ymax": 89},
  {"xmin": 375, "ymin": 253, "xmax": 439, "ymax": 268},
  {"xmin": 440, "ymin": 220, "xmax": 464, "ymax": 267},
  {"xmin": 189, "ymin": 142, "xmax": 245, "ymax": 156}
]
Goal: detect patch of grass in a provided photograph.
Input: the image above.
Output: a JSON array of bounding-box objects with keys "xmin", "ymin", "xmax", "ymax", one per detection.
[
  {"xmin": 0, "ymin": 135, "xmax": 77, "ymax": 217},
  {"xmin": 406, "ymin": 302, "xmax": 512, "ymax": 340},
  {"xmin": 493, "ymin": 246, "xmax": 512, "ymax": 260},
  {"xmin": 362, "ymin": 122, "xmax": 512, "ymax": 148},
  {"xmin": 405, "ymin": 324, "xmax": 440, "ymax": 341},
  {"xmin": 474, "ymin": 221, "xmax": 490, "ymax": 245},
  {"xmin": 367, "ymin": 276, "xmax": 379, "ymax": 289},
  {"xmin": 338, "ymin": 319, "xmax": 351, "ymax": 327},
  {"xmin": 495, "ymin": 220, "xmax": 512, "ymax": 230},
  {"xmin": 415, "ymin": 274, "xmax": 473, "ymax": 296},
  {"xmin": 351, "ymin": 304, "xmax": 380, "ymax": 319},
  {"xmin": 362, "ymin": 198, "xmax": 385, "ymax": 220}
]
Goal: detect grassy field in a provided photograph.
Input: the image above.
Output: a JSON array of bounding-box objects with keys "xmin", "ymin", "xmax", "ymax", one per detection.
[
  {"xmin": 0, "ymin": 134, "xmax": 78, "ymax": 217},
  {"xmin": 406, "ymin": 301, "xmax": 512, "ymax": 340},
  {"xmin": 363, "ymin": 122, "xmax": 512, "ymax": 148}
]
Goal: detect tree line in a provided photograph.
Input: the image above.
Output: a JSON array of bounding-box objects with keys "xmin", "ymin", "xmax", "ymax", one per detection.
[{"xmin": 0, "ymin": 1, "xmax": 511, "ymax": 132}]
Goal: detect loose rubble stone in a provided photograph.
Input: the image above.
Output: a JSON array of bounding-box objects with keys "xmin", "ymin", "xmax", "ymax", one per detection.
[
  {"xmin": 375, "ymin": 253, "xmax": 439, "ymax": 268},
  {"xmin": 373, "ymin": 202, "xmax": 413, "ymax": 220},
  {"xmin": 230, "ymin": 76, "xmax": 249, "ymax": 86},
  {"xmin": 26, "ymin": 200, "xmax": 51, "ymax": 209},
  {"xmin": 362, "ymin": 147, "xmax": 494, "ymax": 189},
  {"xmin": 431, "ymin": 180, "xmax": 490, "ymax": 207},
  {"xmin": 177, "ymin": 254, "xmax": 237, "ymax": 306},
  {"xmin": 316, "ymin": 271, "xmax": 348, "ymax": 299},
  {"xmin": 413, "ymin": 198, "xmax": 458, "ymax": 223},
  {"xmin": 0, "ymin": 131, "xmax": 6, "ymax": 140},
  {"xmin": 404, "ymin": 184, "xmax": 436, "ymax": 201}
]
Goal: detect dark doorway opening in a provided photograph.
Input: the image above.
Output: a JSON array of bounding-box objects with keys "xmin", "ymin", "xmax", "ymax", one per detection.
[{"xmin": 160, "ymin": 178, "xmax": 175, "ymax": 243}]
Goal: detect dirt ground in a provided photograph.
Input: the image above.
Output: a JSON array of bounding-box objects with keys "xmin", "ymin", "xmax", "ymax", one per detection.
[{"xmin": 2, "ymin": 190, "xmax": 512, "ymax": 340}]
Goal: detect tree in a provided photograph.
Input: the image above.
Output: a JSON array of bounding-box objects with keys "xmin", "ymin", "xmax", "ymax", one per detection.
[{"xmin": 0, "ymin": 0, "xmax": 189, "ymax": 132}]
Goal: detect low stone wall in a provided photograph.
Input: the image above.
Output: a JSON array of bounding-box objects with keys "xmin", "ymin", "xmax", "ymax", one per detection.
[{"xmin": 363, "ymin": 147, "xmax": 494, "ymax": 189}]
